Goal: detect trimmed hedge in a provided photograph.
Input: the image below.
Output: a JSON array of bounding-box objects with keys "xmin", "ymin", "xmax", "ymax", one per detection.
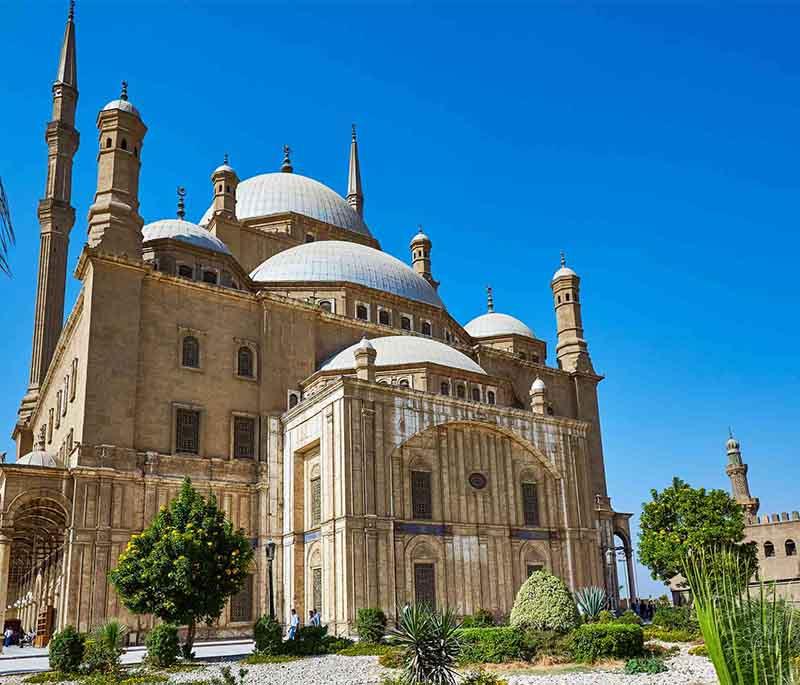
[
  {"xmin": 510, "ymin": 570, "xmax": 579, "ymax": 633},
  {"xmin": 457, "ymin": 627, "xmax": 525, "ymax": 664},
  {"xmin": 653, "ymin": 606, "xmax": 697, "ymax": 632},
  {"xmin": 570, "ymin": 623, "xmax": 645, "ymax": 663},
  {"xmin": 643, "ymin": 626, "xmax": 700, "ymax": 643},
  {"xmin": 48, "ymin": 625, "xmax": 85, "ymax": 673},
  {"xmin": 145, "ymin": 624, "xmax": 180, "ymax": 668},
  {"xmin": 461, "ymin": 609, "xmax": 496, "ymax": 629}
]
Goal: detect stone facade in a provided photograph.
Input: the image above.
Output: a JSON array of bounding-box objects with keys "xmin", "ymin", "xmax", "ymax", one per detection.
[{"xmin": 0, "ymin": 6, "xmax": 633, "ymax": 648}]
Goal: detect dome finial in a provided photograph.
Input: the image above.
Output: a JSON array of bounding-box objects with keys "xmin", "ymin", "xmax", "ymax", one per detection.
[
  {"xmin": 176, "ymin": 186, "xmax": 186, "ymax": 220},
  {"xmin": 352, "ymin": 123, "xmax": 357, "ymax": 142},
  {"xmin": 68, "ymin": 0, "xmax": 75, "ymax": 21},
  {"xmin": 486, "ymin": 285, "xmax": 494, "ymax": 313},
  {"xmin": 223, "ymin": 152, "xmax": 229, "ymax": 165},
  {"xmin": 120, "ymin": 80, "xmax": 128, "ymax": 101},
  {"xmin": 560, "ymin": 250, "xmax": 566, "ymax": 268},
  {"xmin": 281, "ymin": 144, "xmax": 293, "ymax": 173}
]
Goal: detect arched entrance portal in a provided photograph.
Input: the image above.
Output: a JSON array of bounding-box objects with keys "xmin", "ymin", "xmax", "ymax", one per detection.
[{"xmin": 613, "ymin": 529, "xmax": 637, "ymax": 610}]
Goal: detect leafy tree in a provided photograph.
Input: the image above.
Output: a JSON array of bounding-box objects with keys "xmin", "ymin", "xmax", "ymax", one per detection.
[
  {"xmin": 109, "ymin": 478, "xmax": 254, "ymax": 656},
  {"xmin": 639, "ymin": 477, "xmax": 756, "ymax": 583}
]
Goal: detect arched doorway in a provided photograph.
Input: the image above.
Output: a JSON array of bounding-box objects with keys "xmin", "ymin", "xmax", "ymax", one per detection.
[{"xmin": 613, "ymin": 530, "xmax": 636, "ymax": 611}]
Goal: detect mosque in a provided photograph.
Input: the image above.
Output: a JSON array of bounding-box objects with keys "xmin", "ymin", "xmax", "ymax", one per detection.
[{"xmin": 0, "ymin": 5, "xmax": 634, "ymax": 645}]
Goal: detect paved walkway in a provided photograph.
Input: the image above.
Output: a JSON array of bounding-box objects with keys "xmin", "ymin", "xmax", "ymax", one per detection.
[{"xmin": 0, "ymin": 638, "xmax": 255, "ymax": 675}]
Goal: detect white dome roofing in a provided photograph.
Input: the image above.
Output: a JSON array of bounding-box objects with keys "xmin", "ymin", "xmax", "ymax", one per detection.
[
  {"xmin": 320, "ymin": 336, "xmax": 486, "ymax": 375},
  {"xmin": 102, "ymin": 98, "xmax": 140, "ymax": 117},
  {"xmin": 250, "ymin": 241, "xmax": 444, "ymax": 308},
  {"xmin": 16, "ymin": 451, "xmax": 61, "ymax": 468},
  {"xmin": 198, "ymin": 172, "xmax": 371, "ymax": 237},
  {"xmin": 552, "ymin": 265, "xmax": 577, "ymax": 281},
  {"xmin": 143, "ymin": 219, "xmax": 231, "ymax": 255},
  {"xmin": 464, "ymin": 312, "xmax": 535, "ymax": 339}
]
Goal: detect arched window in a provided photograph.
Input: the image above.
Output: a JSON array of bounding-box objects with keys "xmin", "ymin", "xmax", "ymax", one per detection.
[
  {"xmin": 786, "ymin": 540, "xmax": 797, "ymax": 557},
  {"xmin": 178, "ymin": 264, "xmax": 194, "ymax": 279},
  {"xmin": 471, "ymin": 387, "xmax": 481, "ymax": 402},
  {"xmin": 310, "ymin": 475, "xmax": 321, "ymax": 527},
  {"xmin": 487, "ymin": 390, "xmax": 496, "ymax": 405},
  {"xmin": 319, "ymin": 300, "xmax": 333, "ymax": 313},
  {"xmin": 411, "ymin": 470, "xmax": 433, "ymax": 520},
  {"xmin": 401, "ymin": 316, "xmax": 412, "ymax": 331},
  {"xmin": 226, "ymin": 185, "xmax": 231, "ymax": 193},
  {"xmin": 421, "ymin": 321, "xmax": 432, "ymax": 336},
  {"xmin": 121, "ymin": 138, "xmax": 128, "ymax": 151},
  {"xmin": 399, "ymin": 378, "xmax": 410, "ymax": 387},
  {"xmin": 202, "ymin": 270, "xmax": 218, "ymax": 285},
  {"xmin": 565, "ymin": 292, "xmax": 571, "ymax": 301},
  {"xmin": 305, "ymin": 233, "xmax": 315, "ymax": 243},
  {"xmin": 134, "ymin": 146, "xmax": 139, "ymax": 158},
  {"xmin": 440, "ymin": 382, "xmax": 450, "ymax": 396},
  {"xmin": 237, "ymin": 346, "xmax": 254, "ymax": 378},
  {"xmin": 379, "ymin": 309, "xmax": 390, "ymax": 326},
  {"xmin": 288, "ymin": 393, "xmax": 300, "ymax": 409},
  {"xmin": 765, "ymin": 541, "xmax": 775, "ymax": 558},
  {"xmin": 105, "ymin": 137, "xmax": 112, "ymax": 149},
  {"xmin": 456, "ymin": 384, "xmax": 465, "ymax": 399},
  {"xmin": 532, "ymin": 354, "xmax": 540, "ymax": 363},
  {"xmin": 182, "ymin": 336, "xmax": 200, "ymax": 368},
  {"xmin": 356, "ymin": 304, "xmax": 369, "ymax": 321}
]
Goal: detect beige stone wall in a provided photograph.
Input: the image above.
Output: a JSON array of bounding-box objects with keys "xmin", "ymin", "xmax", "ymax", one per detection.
[{"xmin": 746, "ymin": 517, "xmax": 800, "ymax": 594}]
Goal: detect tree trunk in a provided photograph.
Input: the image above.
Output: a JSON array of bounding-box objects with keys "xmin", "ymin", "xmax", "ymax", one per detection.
[{"xmin": 184, "ymin": 619, "xmax": 197, "ymax": 658}]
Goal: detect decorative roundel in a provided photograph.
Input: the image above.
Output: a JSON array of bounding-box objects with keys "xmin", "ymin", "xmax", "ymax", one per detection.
[{"xmin": 468, "ymin": 472, "xmax": 488, "ymax": 490}]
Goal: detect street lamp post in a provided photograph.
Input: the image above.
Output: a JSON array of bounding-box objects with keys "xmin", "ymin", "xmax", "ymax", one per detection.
[
  {"xmin": 266, "ymin": 539, "xmax": 276, "ymax": 620},
  {"xmin": 604, "ymin": 547, "xmax": 616, "ymax": 612}
]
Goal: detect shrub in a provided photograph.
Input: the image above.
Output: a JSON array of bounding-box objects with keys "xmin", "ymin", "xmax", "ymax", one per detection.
[
  {"xmin": 378, "ymin": 648, "xmax": 405, "ymax": 669},
  {"xmin": 357, "ymin": 607, "xmax": 388, "ymax": 644},
  {"xmin": 283, "ymin": 625, "xmax": 330, "ymax": 656},
  {"xmin": 616, "ymin": 610, "xmax": 642, "ymax": 625},
  {"xmin": 574, "ymin": 587, "xmax": 607, "ymax": 622},
  {"xmin": 48, "ymin": 625, "xmax": 85, "ymax": 673},
  {"xmin": 82, "ymin": 620, "xmax": 126, "ymax": 674},
  {"xmin": 624, "ymin": 656, "xmax": 668, "ymax": 674},
  {"xmin": 644, "ymin": 642, "xmax": 679, "ymax": 658},
  {"xmin": 653, "ymin": 606, "xmax": 697, "ymax": 632},
  {"xmin": 596, "ymin": 610, "xmax": 614, "ymax": 624},
  {"xmin": 145, "ymin": 623, "xmax": 180, "ymax": 668},
  {"xmin": 457, "ymin": 627, "xmax": 524, "ymax": 664},
  {"xmin": 461, "ymin": 669, "xmax": 509, "ymax": 685},
  {"xmin": 337, "ymin": 642, "xmax": 392, "ymax": 656},
  {"xmin": 643, "ymin": 626, "xmax": 699, "ymax": 642},
  {"xmin": 509, "ymin": 570, "xmax": 579, "ymax": 633},
  {"xmin": 521, "ymin": 630, "xmax": 572, "ymax": 663},
  {"xmin": 689, "ymin": 643, "xmax": 709, "ymax": 657},
  {"xmin": 390, "ymin": 604, "xmax": 461, "ymax": 685},
  {"xmin": 325, "ymin": 637, "xmax": 355, "ymax": 653},
  {"xmin": 253, "ymin": 615, "xmax": 282, "ymax": 655},
  {"xmin": 461, "ymin": 609, "xmax": 495, "ymax": 629},
  {"xmin": 570, "ymin": 623, "xmax": 645, "ymax": 663}
]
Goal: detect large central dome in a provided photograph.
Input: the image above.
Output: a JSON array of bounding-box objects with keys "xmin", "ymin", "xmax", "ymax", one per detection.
[
  {"xmin": 199, "ymin": 173, "xmax": 371, "ymax": 237},
  {"xmin": 250, "ymin": 241, "xmax": 444, "ymax": 308}
]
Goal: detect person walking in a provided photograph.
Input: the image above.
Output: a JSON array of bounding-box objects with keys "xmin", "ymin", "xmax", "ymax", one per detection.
[
  {"xmin": 3, "ymin": 626, "xmax": 13, "ymax": 648},
  {"xmin": 288, "ymin": 608, "xmax": 300, "ymax": 640},
  {"xmin": 311, "ymin": 609, "xmax": 321, "ymax": 627}
]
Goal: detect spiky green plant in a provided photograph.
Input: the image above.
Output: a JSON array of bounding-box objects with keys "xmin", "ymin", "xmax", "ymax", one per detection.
[
  {"xmin": 574, "ymin": 586, "xmax": 608, "ymax": 622},
  {"xmin": 684, "ymin": 545, "xmax": 797, "ymax": 685},
  {"xmin": 390, "ymin": 604, "xmax": 461, "ymax": 685}
]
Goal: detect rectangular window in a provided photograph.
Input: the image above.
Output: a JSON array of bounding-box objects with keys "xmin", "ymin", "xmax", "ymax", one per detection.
[
  {"xmin": 527, "ymin": 563, "xmax": 543, "ymax": 577},
  {"xmin": 230, "ymin": 575, "xmax": 253, "ymax": 622},
  {"xmin": 62, "ymin": 378, "xmax": 68, "ymax": 416},
  {"xmin": 522, "ymin": 482, "xmax": 539, "ymax": 526},
  {"xmin": 411, "ymin": 470, "xmax": 433, "ymax": 520},
  {"xmin": 233, "ymin": 416, "xmax": 256, "ymax": 459},
  {"xmin": 176, "ymin": 409, "xmax": 200, "ymax": 454},
  {"xmin": 312, "ymin": 567, "xmax": 323, "ymax": 617},
  {"xmin": 55, "ymin": 391, "xmax": 62, "ymax": 429},
  {"xmin": 414, "ymin": 563, "xmax": 436, "ymax": 609},
  {"xmin": 310, "ymin": 477, "xmax": 321, "ymax": 527},
  {"xmin": 70, "ymin": 358, "xmax": 78, "ymax": 400},
  {"xmin": 67, "ymin": 429, "xmax": 74, "ymax": 456},
  {"xmin": 47, "ymin": 409, "xmax": 54, "ymax": 444}
]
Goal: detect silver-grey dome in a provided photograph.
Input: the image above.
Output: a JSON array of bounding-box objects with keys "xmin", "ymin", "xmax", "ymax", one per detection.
[
  {"xmin": 321, "ymin": 336, "xmax": 486, "ymax": 375},
  {"xmin": 16, "ymin": 450, "xmax": 61, "ymax": 468},
  {"xmin": 250, "ymin": 241, "xmax": 444, "ymax": 308},
  {"xmin": 143, "ymin": 219, "xmax": 231, "ymax": 255},
  {"xmin": 199, "ymin": 172, "xmax": 371, "ymax": 237},
  {"xmin": 464, "ymin": 312, "xmax": 535, "ymax": 339},
  {"xmin": 102, "ymin": 99, "xmax": 140, "ymax": 117}
]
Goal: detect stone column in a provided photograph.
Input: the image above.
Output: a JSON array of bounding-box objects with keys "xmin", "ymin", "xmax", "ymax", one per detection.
[
  {"xmin": 0, "ymin": 534, "xmax": 12, "ymax": 654},
  {"xmin": 625, "ymin": 548, "xmax": 637, "ymax": 603}
]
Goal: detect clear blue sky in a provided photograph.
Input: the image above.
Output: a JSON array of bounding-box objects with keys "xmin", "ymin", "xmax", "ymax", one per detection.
[{"xmin": 1, "ymin": 1, "xmax": 798, "ymax": 600}]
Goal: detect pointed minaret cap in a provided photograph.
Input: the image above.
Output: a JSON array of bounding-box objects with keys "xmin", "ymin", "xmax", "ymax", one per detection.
[
  {"xmin": 726, "ymin": 428, "xmax": 740, "ymax": 452},
  {"xmin": 531, "ymin": 377, "xmax": 546, "ymax": 394},
  {"xmin": 281, "ymin": 144, "xmax": 293, "ymax": 173},
  {"xmin": 552, "ymin": 250, "xmax": 577, "ymax": 283},
  {"xmin": 55, "ymin": 0, "xmax": 78, "ymax": 89},
  {"xmin": 347, "ymin": 124, "xmax": 364, "ymax": 216}
]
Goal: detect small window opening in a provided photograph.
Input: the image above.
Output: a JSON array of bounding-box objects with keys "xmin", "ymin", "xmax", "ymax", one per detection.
[
  {"xmin": 456, "ymin": 384, "xmax": 466, "ymax": 399},
  {"xmin": 121, "ymin": 138, "xmax": 128, "ymax": 150},
  {"xmin": 178, "ymin": 264, "xmax": 194, "ymax": 279},
  {"xmin": 765, "ymin": 541, "xmax": 776, "ymax": 558},
  {"xmin": 487, "ymin": 390, "xmax": 496, "ymax": 405},
  {"xmin": 401, "ymin": 316, "xmax": 411, "ymax": 331},
  {"xmin": 105, "ymin": 137, "xmax": 112, "ymax": 149},
  {"xmin": 471, "ymin": 388, "xmax": 481, "ymax": 402},
  {"xmin": 440, "ymin": 382, "xmax": 450, "ymax": 396},
  {"xmin": 787, "ymin": 540, "xmax": 797, "ymax": 557},
  {"xmin": 379, "ymin": 309, "xmax": 390, "ymax": 325},
  {"xmin": 421, "ymin": 321, "xmax": 432, "ymax": 336},
  {"xmin": 202, "ymin": 270, "xmax": 218, "ymax": 285},
  {"xmin": 356, "ymin": 304, "xmax": 369, "ymax": 321}
]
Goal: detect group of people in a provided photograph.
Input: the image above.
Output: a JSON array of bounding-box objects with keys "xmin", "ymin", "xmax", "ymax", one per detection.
[
  {"xmin": 3, "ymin": 626, "xmax": 35, "ymax": 648},
  {"xmin": 629, "ymin": 598, "xmax": 658, "ymax": 622},
  {"xmin": 286, "ymin": 607, "xmax": 322, "ymax": 640}
]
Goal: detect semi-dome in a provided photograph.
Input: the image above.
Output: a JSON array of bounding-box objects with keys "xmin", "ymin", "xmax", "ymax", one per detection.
[
  {"xmin": 321, "ymin": 336, "xmax": 486, "ymax": 375},
  {"xmin": 464, "ymin": 312, "xmax": 535, "ymax": 339},
  {"xmin": 198, "ymin": 172, "xmax": 371, "ymax": 237},
  {"xmin": 143, "ymin": 219, "xmax": 231, "ymax": 255},
  {"xmin": 16, "ymin": 450, "xmax": 61, "ymax": 468},
  {"xmin": 250, "ymin": 241, "xmax": 444, "ymax": 308}
]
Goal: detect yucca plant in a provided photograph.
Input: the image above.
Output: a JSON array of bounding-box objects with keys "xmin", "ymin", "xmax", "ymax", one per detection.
[
  {"xmin": 390, "ymin": 604, "xmax": 461, "ymax": 685},
  {"xmin": 574, "ymin": 586, "xmax": 608, "ymax": 622},
  {"xmin": 684, "ymin": 545, "xmax": 797, "ymax": 685}
]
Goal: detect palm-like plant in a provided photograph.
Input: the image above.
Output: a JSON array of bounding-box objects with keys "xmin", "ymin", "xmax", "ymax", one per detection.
[
  {"xmin": 95, "ymin": 619, "xmax": 127, "ymax": 653},
  {"xmin": 684, "ymin": 545, "xmax": 796, "ymax": 685},
  {"xmin": 574, "ymin": 586, "xmax": 608, "ymax": 622},
  {"xmin": 391, "ymin": 604, "xmax": 461, "ymax": 685}
]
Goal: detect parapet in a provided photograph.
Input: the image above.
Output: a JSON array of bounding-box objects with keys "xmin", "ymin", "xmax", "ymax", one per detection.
[{"xmin": 751, "ymin": 511, "xmax": 800, "ymax": 525}]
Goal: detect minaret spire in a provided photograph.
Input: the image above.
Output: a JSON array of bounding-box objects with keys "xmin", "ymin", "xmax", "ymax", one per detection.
[
  {"xmin": 346, "ymin": 124, "xmax": 364, "ymax": 217},
  {"xmin": 725, "ymin": 431, "xmax": 760, "ymax": 519},
  {"xmin": 17, "ymin": 1, "xmax": 81, "ymax": 441},
  {"xmin": 487, "ymin": 286, "xmax": 494, "ymax": 312},
  {"xmin": 176, "ymin": 186, "xmax": 186, "ymax": 220},
  {"xmin": 281, "ymin": 144, "xmax": 293, "ymax": 173}
]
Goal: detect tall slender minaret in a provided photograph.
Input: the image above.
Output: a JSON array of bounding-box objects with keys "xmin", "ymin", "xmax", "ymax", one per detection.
[
  {"xmin": 551, "ymin": 251, "xmax": 594, "ymax": 373},
  {"xmin": 725, "ymin": 431, "xmax": 760, "ymax": 519},
  {"xmin": 19, "ymin": 1, "xmax": 80, "ymax": 424},
  {"xmin": 346, "ymin": 124, "xmax": 364, "ymax": 217}
]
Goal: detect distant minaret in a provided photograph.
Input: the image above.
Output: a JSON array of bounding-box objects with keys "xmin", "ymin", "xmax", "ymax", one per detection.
[
  {"xmin": 551, "ymin": 252, "xmax": 593, "ymax": 373},
  {"xmin": 725, "ymin": 431, "xmax": 760, "ymax": 519},
  {"xmin": 410, "ymin": 226, "xmax": 438, "ymax": 289},
  {"xmin": 19, "ymin": 1, "xmax": 80, "ymax": 424},
  {"xmin": 346, "ymin": 124, "xmax": 364, "ymax": 217}
]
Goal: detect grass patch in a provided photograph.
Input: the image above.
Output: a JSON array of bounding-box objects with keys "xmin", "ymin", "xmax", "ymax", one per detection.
[
  {"xmin": 24, "ymin": 675, "xmax": 72, "ymax": 684},
  {"xmin": 337, "ymin": 643, "xmax": 395, "ymax": 656},
  {"xmin": 242, "ymin": 653, "xmax": 301, "ymax": 665}
]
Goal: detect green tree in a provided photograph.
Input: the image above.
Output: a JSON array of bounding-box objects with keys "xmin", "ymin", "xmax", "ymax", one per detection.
[
  {"xmin": 639, "ymin": 477, "xmax": 756, "ymax": 583},
  {"xmin": 109, "ymin": 478, "xmax": 254, "ymax": 656}
]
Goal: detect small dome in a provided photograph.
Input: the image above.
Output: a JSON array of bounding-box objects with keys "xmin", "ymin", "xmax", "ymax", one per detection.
[
  {"xmin": 727, "ymin": 435, "xmax": 740, "ymax": 451},
  {"xmin": 102, "ymin": 99, "xmax": 140, "ymax": 117},
  {"xmin": 464, "ymin": 312, "xmax": 535, "ymax": 339},
  {"xmin": 143, "ymin": 219, "xmax": 231, "ymax": 255},
  {"xmin": 410, "ymin": 230, "xmax": 431, "ymax": 246},
  {"xmin": 531, "ymin": 377, "xmax": 546, "ymax": 393},
  {"xmin": 321, "ymin": 336, "xmax": 486, "ymax": 375},
  {"xmin": 355, "ymin": 337, "xmax": 375, "ymax": 352},
  {"xmin": 213, "ymin": 163, "xmax": 236, "ymax": 175},
  {"xmin": 250, "ymin": 241, "xmax": 444, "ymax": 308},
  {"xmin": 199, "ymin": 172, "xmax": 371, "ymax": 237},
  {"xmin": 551, "ymin": 265, "xmax": 577, "ymax": 282},
  {"xmin": 16, "ymin": 451, "xmax": 61, "ymax": 468}
]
